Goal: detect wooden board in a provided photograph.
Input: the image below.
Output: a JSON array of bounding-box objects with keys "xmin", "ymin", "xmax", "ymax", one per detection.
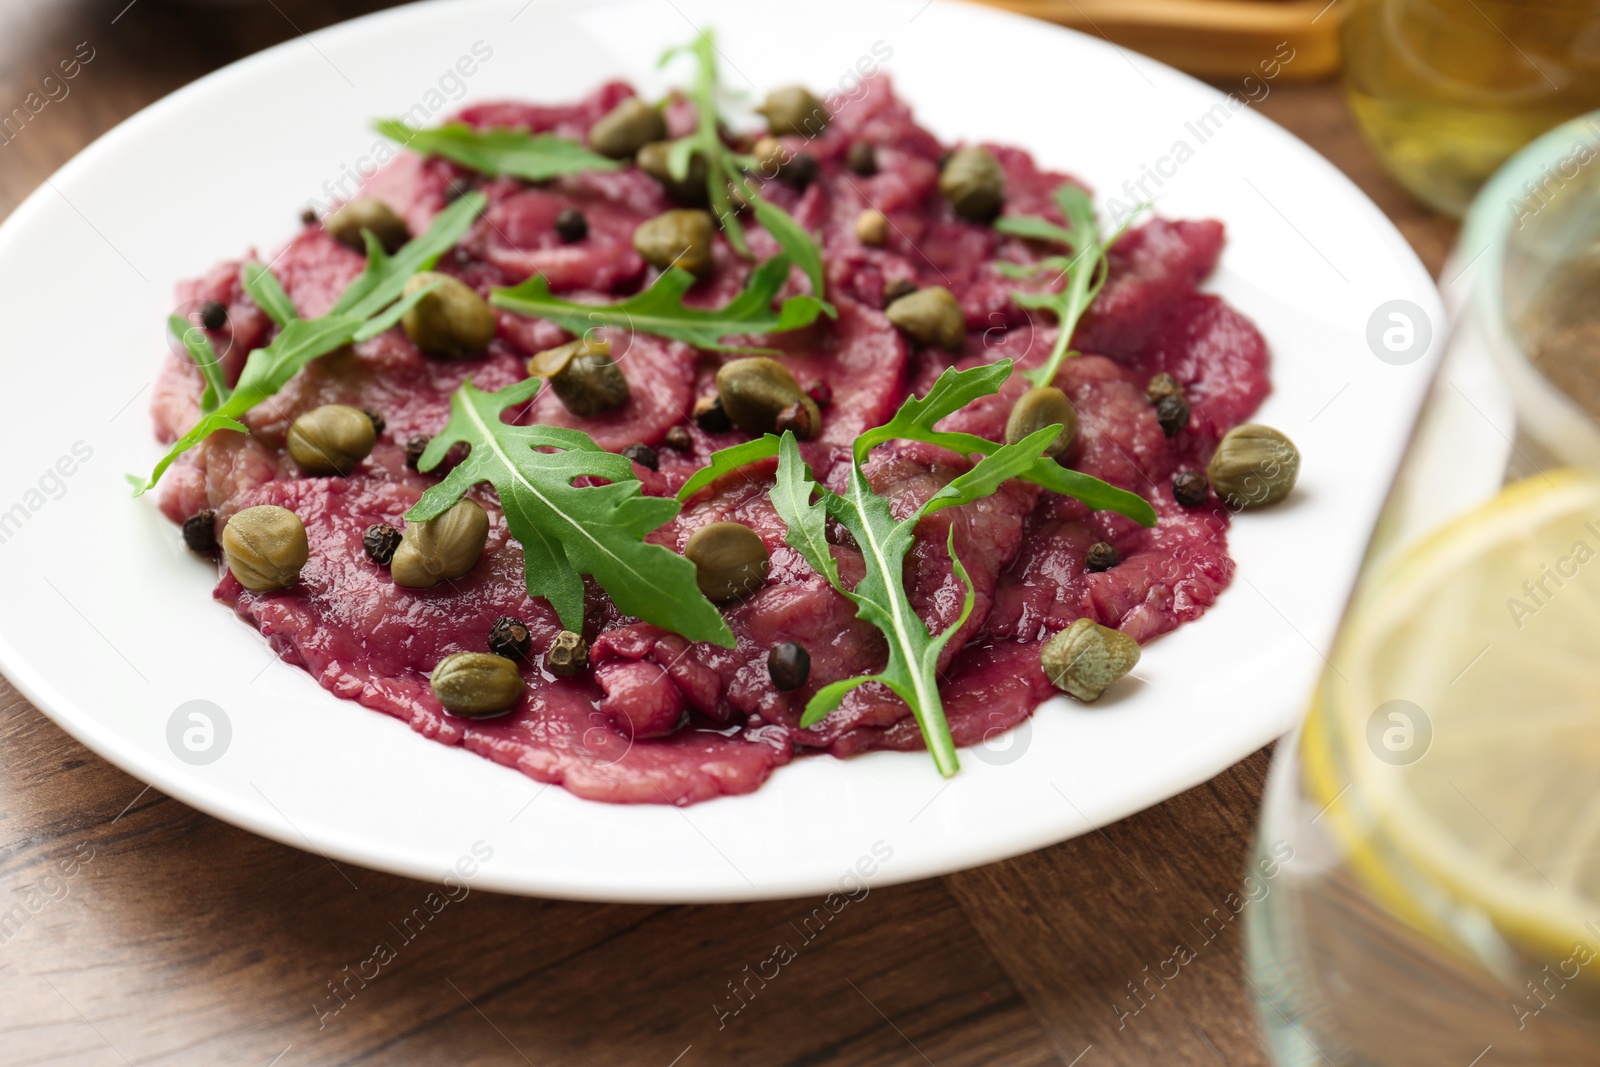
[{"xmin": 0, "ymin": 2, "xmax": 1456, "ymax": 1063}]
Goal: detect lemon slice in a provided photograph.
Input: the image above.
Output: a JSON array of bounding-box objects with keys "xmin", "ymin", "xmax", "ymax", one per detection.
[{"xmin": 1305, "ymin": 469, "xmax": 1600, "ymax": 974}]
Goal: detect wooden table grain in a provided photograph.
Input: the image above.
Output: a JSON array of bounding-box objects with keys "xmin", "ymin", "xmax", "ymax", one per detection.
[{"xmin": 0, "ymin": 3, "xmax": 1458, "ymax": 1064}]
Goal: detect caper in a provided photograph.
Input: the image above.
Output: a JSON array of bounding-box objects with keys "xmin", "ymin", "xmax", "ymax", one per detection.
[
  {"xmin": 182, "ymin": 509, "xmax": 218, "ymax": 554},
  {"xmin": 528, "ymin": 336, "xmax": 630, "ymax": 417},
  {"xmin": 545, "ymin": 630, "xmax": 589, "ymax": 677},
  {"xmin": 1146, "ymin": 372, "xmax": 1183, "ymax": 404},
  {"xmin": 716, "ymin": 357, "xmax": 820, "ymax": 439},
  {"xmin": 588, "ymin": 96, "xmax": 667, "ymax": 159},
  {"xmin": 846, "ymin": 141, "xmax": 878, "ymax": 176},
  {"xmin": 1207, "ymin": 424, "xmax": 1300, "ymax": 509},
  {"xmin": 751, "ymin": 136, "xmax": 788, "ymax": 178},
  {"xmin": 886, "ymin": 286, "xmax": 965, "ymax": 351},
  {"xmin": 430, "ymin": 652, "xmax": 524, "ymax": 717},
  {"xmin": 685, "ymin": 521, "xmax": 770, "ymax": 603},
  {"xmin": 856, "ymin": 208, "xmax": 889, "ymax": 247},
  {"xmin": 287, "ymin": 404, "xmax": 376, "ymax": 476},
  {"xmin": 488, "ymin": 616, "xmax": 532, "ymax": 662},
  {"xmin": 1004, "ymin": 385, "xmax": 1077, "ymax": 459},
  {"xmin": 401, "ymin": 271, "xmax": 496, "ymax": 360},
  {"xmin": 939, "ymin": 147, "xmax": 1005, "ymax": 222},
  {"xmin": 1041, "ymin": 618, "xmax": 1140, "ymax": 703},
  {"xmin": 222, "ymin": 505, "xmax": 309, "ymax": 592},
  {"xmin": 633, "ymin": 209, "xmax": 715, "ymax": 279},
  {"xmin": 1172, "ymin": 471, "xmax": 1210, "ymax": 508},
  {"xmin": 391, "ymin": 498, "xmax": 489, "ymax": 588},
  {"xmin": 636, "ymin": 140, "xmax": 709, "ymax": 205},
  {"xmin": 324, "ymin": 197, "xmax": 409, "ymax": 253},
  {"xmin": 758, "ymin": 86, "xmax": 830, "ymax": 137},
  {"xmin": 1155, "ymin": 392, "xmax": 1190, "ymax": 437}
]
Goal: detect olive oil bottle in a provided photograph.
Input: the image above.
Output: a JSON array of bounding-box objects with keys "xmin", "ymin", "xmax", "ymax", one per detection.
[{"xmin": 1342, "ymin": 0, "xmax": 1600, "ymax": 215}]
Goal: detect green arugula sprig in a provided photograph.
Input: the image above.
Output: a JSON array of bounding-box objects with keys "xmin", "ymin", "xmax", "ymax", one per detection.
[
  {"xmin": 678, "ymin": 359, "xmax": 1154, "ymax": 777},
  {"xmin": 660, "ymin": 31, "xmax": 829, "ymax": 298},
  {"xmin": 407, "ymin": 377, "xmax": 733, "ymax": 646},
  {"xmin": 490, "ymin": 253, "xmax": 829, "ymax": 353},
  {"xmin": 134, "ymin": 192, "xmax": 487, "ymax": 494},
  {"xmin": 996, "ymin": 185, "xmax": 1143, "ymax": 388},
  {"xmin": 374, "ymin": 120, "xmax": 619, "ymax": 182}
]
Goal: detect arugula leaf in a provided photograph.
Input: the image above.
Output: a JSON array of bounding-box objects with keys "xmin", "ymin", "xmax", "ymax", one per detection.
[
  {"xmin": 406, "ymin": 377, "xmax": 734, "ymax": 647},
  {"xmin": 374, "ymin": 120, "xmax": 618, "ymax": 182},
  {"xmin": 241, "ymin": 262, "xmax": 298, "ymax": 326},
  {"xmin": 134, "ymin": 194, "xmax": 485, "ymax": 494},
  {"xmin": 167, "ymin": 314, "xmax": 227, "ymax": 416},
  {"xmin": 681, "ymin": 359, "xmax": 1154, "ymax": 775},
  {"xmin": 995, "ymin": 185, "xmax": 1143, "ymax": 389},
  {"xmin": 490, "ymin": 254, "xmax": 831, "ymax": 353},
  {"xmin": 659, "ymin": 30, "xmax": 829, "ymax": 298}
]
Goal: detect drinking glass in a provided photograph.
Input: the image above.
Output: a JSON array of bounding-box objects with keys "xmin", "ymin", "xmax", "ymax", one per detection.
[{"xmin": 1245, "ymin": 112, "xmax": 1600, "ymax": 1064}]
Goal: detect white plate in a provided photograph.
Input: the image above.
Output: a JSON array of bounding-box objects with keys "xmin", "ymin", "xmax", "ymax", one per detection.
[{"xmin": 0, "ymin": 0, "xmax": 1441, "ymax": 902}]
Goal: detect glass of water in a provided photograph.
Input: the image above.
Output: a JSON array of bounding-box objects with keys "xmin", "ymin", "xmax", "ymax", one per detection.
[{"xmin": 1246, "ymin": 112, "xmax": 1600, "ymax": 1063}]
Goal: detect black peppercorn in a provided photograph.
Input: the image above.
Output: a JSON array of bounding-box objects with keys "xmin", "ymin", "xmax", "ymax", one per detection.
[
  {"xmin": 693, "ymin": 395, "xmax": 732, "ymax": 433},
  {"xmin": 363, "ymin": 523, "xmax": 402, "ymax": 565},
  {"xmin": 199, "ymin": 301, "xmax": 228, "ymax": 331},
  {"xmin": 300, "ymin": 207, "xmax": 318, "ymax": 226},
  {"xmin": 883, "ymin": 277, "xmax": 918, "ymax": 305},
  {"xmin": 663, "ymin": 425, "xmax": 694, "ymax": 452},
  {"xmin": 546, "ymin": 630, "xmax": 590, "ymax": 677},
  {"xmin": 768, "ymin": 641, "xmax": 811, "ymax": 691},
  {"xmin": 1173, "ymin": 471, "xmax": 1210, "ymax": 508},
  {"xmin": 363, "ymin": 408, "xmax": 386, "ymax": 436},
  {"xmin": 780, "ymin": 153, "xmax": 819, "ymax": 189},
  {"xmin": 621, "ymin": 442, "xmax": 659, "ymax": 471},
  {"xmin": 1085, "ymin": 541, "xmax": 1119, "ymax": 572},
  {"xmin": 554, "ymin": 208, "xmax": 588, "ymax": 243},
  {"xmin": 1146, "ymin": 372, "xmax": 1182, "ymax": 405},
  {"xmin": 404, "ymin": 435, "xmax": 430, "ymax": 470},
  {"xmin": 182, "ymin": 509, "xmax": 218, "ymax": 554},
  {"xmin": 774, "ymin": 399, "xmax": 820, "ymax": 439},
  {"xmin": 846, "ymin": 141, "xmax": 878, "ymax": 176},
  {"xmin": 803, "ymin": 379, "xmax": 832, "ymax": 407},
  {"xmin": 1155, "ymin": 393, "xmax": 1190, "ymax": 437},
  {"xmin": 488, "ymin": 615, "xmax": 533, "ymax": 662}
]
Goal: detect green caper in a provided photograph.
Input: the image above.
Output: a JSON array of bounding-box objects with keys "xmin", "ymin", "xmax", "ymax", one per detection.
[
  {"xmin": 939, "ymin": 147, "xmax": 1005, "ymax": 222},
  {"xmin": 715, "ymin": 357, "xmax": 820, "ymax": 439},
  {"xmin": 430, "ymin": 652, "xmax": 524, "ymax": 717},
  {"xmin": 287, "ymin": 404, "xmax": 376, "ymax": 476},
  {"xmin": 885, "ymin": 286, "xmax": 965, "ymax": 351},
  {"xmin": 1207, "ymin": 424, "xmax": 1300, "ymax": 509},
  {"xmin": 391, "ymin": 499, "xmax": 489, "ymax": 588},
  {"xmin": 401, "ymin": 271, "xmax": 496, "ymax": 359},
  {"xmin": 528, "ymin": 336, "xmax": 630, "ymax": 417},
  {"xmin": 636, "ymin": 141, "xmax": 709, "ymax": 205},
  {"xmin": 222, "ymin": 505, "xmax": 309, "ymax": 592},
  {"xmin": 324, "ymin": 197, "xmax": 409, "ymax": 253},
  {"xmin": 758, "ymin": 86, "xmax": 830, "ymax": 137},
  {"xmin": 1004, "ymin": 385, "xmax": 1078, "ymax": 459},
  {"xmin": 1041, "ymin": 618, "xmax": 1140, "ymax": 703},
  {"xmin": 588, "ymin": 97, "xmax": 667, "ymax": 159},
  {"xmin": 633, "ymin": 209, "xmax": 715, "ymax": 279},
  {"xmin": 685, "ymin": 521, "xmax": 770, "ymax": 603}
]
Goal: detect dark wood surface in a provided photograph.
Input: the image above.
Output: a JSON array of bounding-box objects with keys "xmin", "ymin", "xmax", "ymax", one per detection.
[{"xmin": 0, "ymin": 2, "xmax": 1458, "ymax": 1064}]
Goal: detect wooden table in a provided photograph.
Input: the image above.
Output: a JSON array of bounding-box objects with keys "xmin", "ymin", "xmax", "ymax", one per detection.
[{"xmin": 0, "ymin": 2, "xmax": 1457, "ymax": 1063}]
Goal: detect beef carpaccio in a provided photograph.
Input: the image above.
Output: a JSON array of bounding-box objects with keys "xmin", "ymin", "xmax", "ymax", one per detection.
[{"xmin": 150, "ymin": 75, "xmax": 1270, "ymax": 805}]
